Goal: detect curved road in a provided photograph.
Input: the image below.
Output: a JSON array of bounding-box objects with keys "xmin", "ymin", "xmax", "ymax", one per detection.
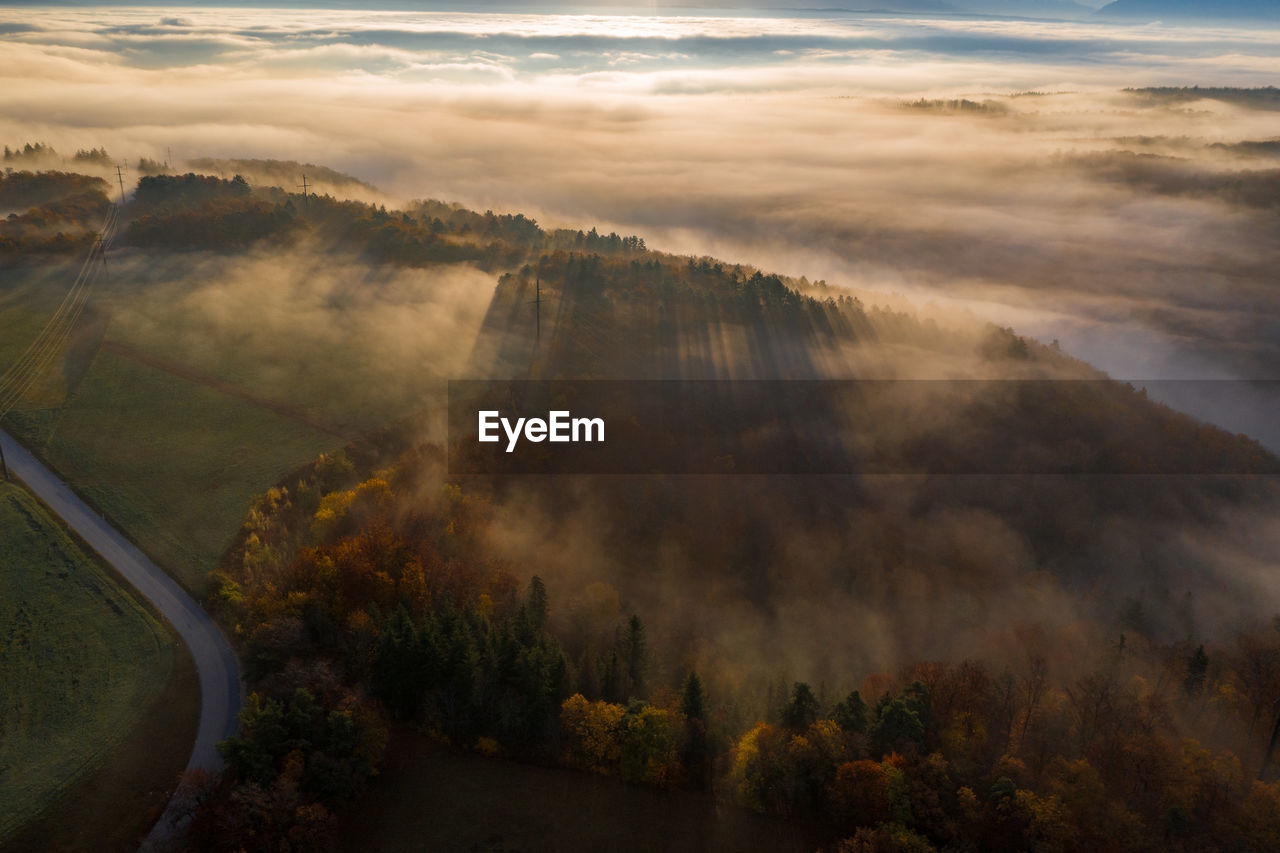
[{"xmin": 0, "ymin": 428, "xmax": 242, "ymax": 843}]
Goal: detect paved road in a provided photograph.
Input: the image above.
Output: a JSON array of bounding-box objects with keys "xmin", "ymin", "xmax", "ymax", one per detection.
[{"xmin": 0, "ymin": 428, "xmax": 243, "ymax": 842}]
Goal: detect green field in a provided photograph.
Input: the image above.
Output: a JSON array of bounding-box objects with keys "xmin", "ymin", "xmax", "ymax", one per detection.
[
  {"xmin": 2, "ymin": 264, "xmax": 349, "ymax": 592},
  {"xmin": 0, "ymin": 268, "xmax": 72, "ymax": 365},
  {"xmin": 12, "ymin": 348, "xmax": 339, "ymax": 591},
  {"xmin": 0, "ymin": 481, "xmax": 174, "ymax": 840}
]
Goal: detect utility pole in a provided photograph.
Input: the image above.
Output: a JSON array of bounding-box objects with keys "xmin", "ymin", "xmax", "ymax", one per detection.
[
  {"xmin": 527, "ymin": 275, "xmax": 542, "ymax": 345},
  {"xmin": 0, "ymin": 440, "xmax": 8, "ymax": 482},
  {"xmin": 297, "ymin": 174, "xmax": 310, "ymax": 210},
  {"xmin": 166, "ymin": 146, "xmax": 172, "ymax": 170},
  {"xmin": 115, "ymin": 164, "xmax": 126, "ymax": 204}
]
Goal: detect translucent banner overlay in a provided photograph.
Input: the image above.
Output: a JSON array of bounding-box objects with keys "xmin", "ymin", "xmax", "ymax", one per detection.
[{"xmin": 447, "ymin": 380, "xmax": 1280, "ymax": 475}]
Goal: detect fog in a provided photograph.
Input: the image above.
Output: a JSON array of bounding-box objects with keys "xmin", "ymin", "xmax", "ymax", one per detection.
[
  {"xmin": 4, "ymin": 9, "xmax": 1276, "ymax": 434},
  {"xmin": 100, "ymin": 243, "xmax": 496, "ymax": 434}
]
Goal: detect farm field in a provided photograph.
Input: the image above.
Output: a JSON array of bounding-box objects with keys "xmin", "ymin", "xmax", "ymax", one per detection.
[
  {"xmin": 1, "ymin": 261, "xmax": 413, "ymax": 592},
  {"xmin": 3, "ymin": 338, "xmax": 340, "ymax": 591},
  {"xmin": 0, "ymin": 480, "xmax": 182, "ymax": 843},
  {"xmin": 34, "ymin": 349, "xmax": 339, "ymax": 590}
]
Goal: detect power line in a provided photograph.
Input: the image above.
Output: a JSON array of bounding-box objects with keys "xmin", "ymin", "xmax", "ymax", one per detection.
[
  {"xmin": 0, "ymin": 204, "xmax": 119, "ymax": 421},
  {"xmin": 0, "ymin": 241, "xmax": 106, "ymax": 414},
  {"xmin": 0, "ymin": 233, "xmax": 110, "ymax": 413},
  {"xmin": 0, "ymin": 206, "xmax": 115, "ymax": 394}
]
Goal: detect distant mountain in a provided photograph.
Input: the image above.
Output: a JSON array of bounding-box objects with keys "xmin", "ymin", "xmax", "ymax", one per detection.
[{"xmin": 1097, "ymin": 0, "xmax": 1280, "ymax": 19}]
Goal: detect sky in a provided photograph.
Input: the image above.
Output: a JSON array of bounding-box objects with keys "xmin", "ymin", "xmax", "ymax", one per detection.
[{"xmin": 1, "ymin": 5, "xmax": 1277, "ymax": 440}]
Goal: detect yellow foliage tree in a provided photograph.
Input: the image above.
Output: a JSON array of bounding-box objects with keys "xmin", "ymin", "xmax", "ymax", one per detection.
[{"xmin": 560, "ymin": 694, "xmax": 625, "ymax": 772}]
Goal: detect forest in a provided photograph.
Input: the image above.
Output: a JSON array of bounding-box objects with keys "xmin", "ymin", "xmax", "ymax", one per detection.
[{"xmin": 191, "ymin": 438, "xmax": 1280, "ymax": 852}]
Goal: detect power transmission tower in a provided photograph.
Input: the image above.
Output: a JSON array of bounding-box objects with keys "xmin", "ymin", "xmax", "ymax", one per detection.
[
  {"xmin": 297, "ymin": 174, "xmax": 310, "ymax": 210},
  {"xmin": 115, "ymin": 164, "xmax": 127, "ymax": 204},
  {"xmin": 166, "ymin": 146, "xmax": 172, "ymax": 170}
]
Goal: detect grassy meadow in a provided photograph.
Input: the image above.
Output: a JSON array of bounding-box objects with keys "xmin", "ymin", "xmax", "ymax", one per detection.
[
  {"xmin": 2, "ymin": 269, "xmax": 342, "ymax": 592},
  {"xmin": 31, "ymin": 349, "xmax": 338, "ymax": 590},
  {"xmin": 0, "ymin": 480, "xmax": 173, "ymax": 841}
]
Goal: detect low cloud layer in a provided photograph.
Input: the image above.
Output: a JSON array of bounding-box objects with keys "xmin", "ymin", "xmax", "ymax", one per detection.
[{"xmin": 2, "ymin": 7, "xmax": 1278, "ymax": 443}]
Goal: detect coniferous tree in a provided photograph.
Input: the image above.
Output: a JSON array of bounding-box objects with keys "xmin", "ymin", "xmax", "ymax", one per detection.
[
  {"xmin": 602, "ymin": 648, "xmax": 622, "ymax": 704},
  {"xmin": 1185, "ymin": 645, "xmax": 1209, "ymax": 696},
  {"xmin": 782, "ymin": 682, "xmax": 819, "ymax": 730},
  {"xmin": 833, "ymin": 690, "xmax": 867, "ymax": 733},
  {"xmin": 681, "ymin": 671, "xmax": 706, "ymax": 722},
  {"xmin": 624, "ymin": 615, "xmax": 647, "ymax": 699},
  {"xmin": 528, "ymin": 576, "xmax": 549, "ymax": 634},
  {"xmin": 680, "ymin": 671, "xmax": 709, "ymax": 787}
]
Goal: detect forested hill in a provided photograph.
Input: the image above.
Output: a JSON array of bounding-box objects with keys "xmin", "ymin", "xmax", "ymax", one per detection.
[{"xmin": 6, "ymin": 167, "xmax": 1275, "ymax": 480}]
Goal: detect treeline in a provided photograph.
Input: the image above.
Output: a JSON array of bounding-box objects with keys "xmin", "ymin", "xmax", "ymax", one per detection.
[
  {"xmin": 133, "ymin": 172, "xmax": 251, "ymax": 210},
  {"xmin": 1124, "ymin": 86, "xmax": 1280, "ymax": 109},
  {"xmin": 2, "ymin": 142, "xmax": 56, "ymax": 163},
  {"xmin": 3, "ymin": 167, "xmax": 651, "ymax": 271},
  {"xmin": 410, "ymin": 198, "xmax": 647, "ymax": 254},
  {"xmin": 2, "ymin": 143, "xmax": 115, "ymax": 164},
  {"xmin": 116, "ymin": 172, "xmax": 649, "ymax": 268},
  {"xmin": 479, "ymin": 252, "xmax": 890, "ymax": 379},
  {"xmin": 902, "ymin": 99, "xmax": 1007, "ymax": 115},
  {"xmin": 185, "ymin": 157, "xmax": 379, "ymax": 195},
  {"xmin": 126, "ymin": 172, "xmax": 314, "ymax": 249},
  {"xmin": 1074, "ymin": 152, "xmax": 1280, "ymax": 210}
]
